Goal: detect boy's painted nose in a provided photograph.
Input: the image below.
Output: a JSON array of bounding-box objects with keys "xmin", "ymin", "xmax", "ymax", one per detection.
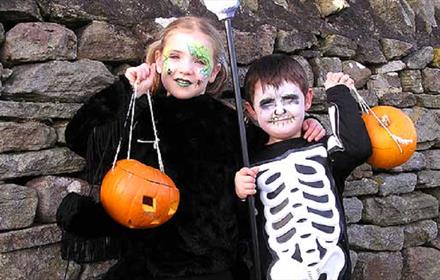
[{"xmin": 274, "ymin": 104, "xmax": 287, "ymax": 115}]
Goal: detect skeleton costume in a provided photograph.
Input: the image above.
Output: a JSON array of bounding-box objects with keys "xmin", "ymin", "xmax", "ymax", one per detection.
[
  {"xmin": 56, "ymin": 77, "xmax": 266, "ymax": 280},
  {"xmin": 251, "ymin": 85, "xmax": 371, "ymax": 280}
]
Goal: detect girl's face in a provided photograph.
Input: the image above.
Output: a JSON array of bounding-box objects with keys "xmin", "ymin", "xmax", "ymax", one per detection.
[
  {"xmin": 248, "ymin": 80, "xmax": 313, "ymax": 145},
  {"xmin": 155, "ymin": 30, "xmax": 221, "ymax": 99}
]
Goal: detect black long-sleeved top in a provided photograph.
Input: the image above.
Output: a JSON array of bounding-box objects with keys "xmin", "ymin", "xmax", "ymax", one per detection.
[
  {"xmin": 58, "ymin": 77, "xmax": 266, "ymax": 279},
  {"xmin": 250, "ymin": 85, "xmax": 372, "ymax": 280}
]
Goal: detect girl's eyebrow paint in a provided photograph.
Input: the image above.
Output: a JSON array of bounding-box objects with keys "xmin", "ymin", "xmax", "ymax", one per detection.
[
  {"xmin": 187, "ymin": 43, "xmax": 213, "ymax": 79},
  {"xmin": 162, "ymin": 51, "xmax": 172, "ymax": 75}
]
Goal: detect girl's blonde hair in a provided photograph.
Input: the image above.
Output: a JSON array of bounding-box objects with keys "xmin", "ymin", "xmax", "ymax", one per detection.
[{"xmin": 146, "ymin": 16, "xmax": 229, "ymax": 95}]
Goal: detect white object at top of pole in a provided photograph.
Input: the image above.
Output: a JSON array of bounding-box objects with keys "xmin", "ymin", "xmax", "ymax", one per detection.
[{"xmin": 202, "ymin": 0, "xmax": 240, "ymax": 20}]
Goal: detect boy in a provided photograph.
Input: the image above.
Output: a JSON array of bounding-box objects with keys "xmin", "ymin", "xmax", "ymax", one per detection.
[{"xmin": 235, "ymin": 54, "xmax": 371, "ymax": 280}]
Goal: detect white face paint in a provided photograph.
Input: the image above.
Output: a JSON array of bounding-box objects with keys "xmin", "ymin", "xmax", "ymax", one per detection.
[
  {"xmin": 252, "ymin": 81, "xmax": 309, "ymax": 144},
  {"xmin": 156, "ymin": 30, "xmax": 220, "ymax": 99}
]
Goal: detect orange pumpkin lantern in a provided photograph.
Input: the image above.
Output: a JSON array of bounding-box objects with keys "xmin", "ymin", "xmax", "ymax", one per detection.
[
  {"xmin": 100, "ymin": 159, "xmax": 179, "ymax": 229},
  {"xmin": 362, "ymin": 106, "xmax": 417, "ymax": 169}
]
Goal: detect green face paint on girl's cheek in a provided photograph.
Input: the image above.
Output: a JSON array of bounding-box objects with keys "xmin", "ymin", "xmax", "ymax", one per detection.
[
  {"xmin": 187, "ymin": 43, "xmax": 213, "ymax": 79},
  {"xmin": 162, "ymin": 51, "xmax": 172, "ymax": 74}
]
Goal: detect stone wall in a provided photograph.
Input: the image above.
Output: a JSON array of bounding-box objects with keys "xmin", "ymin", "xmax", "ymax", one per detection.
[{"xmin": 0, "ymin": 0, "xmax": 439, "ymax": 279}]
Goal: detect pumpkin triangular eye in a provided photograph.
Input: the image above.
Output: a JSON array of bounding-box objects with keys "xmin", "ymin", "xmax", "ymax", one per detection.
[
  {"xmin": 168, "ymin": 201, "xmax": 179, "ymax": 216},
  {"xmin": 142, "ymin": 195, "xmax": 156, "ymax": 212},
  {"xmin": 143, "ymin": 196, "xmax": 153, "ymax": 206}
]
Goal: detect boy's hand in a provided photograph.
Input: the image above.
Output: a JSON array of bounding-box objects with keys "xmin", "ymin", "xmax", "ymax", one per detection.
[
  {"xmin": 235, "ymin": 167, "xmax": 259, "ymax": 200},
  {"xmin": 302, "ymin": 118, "xmax": 326, "ymax": 142},
  {"xmin": 324, "ymin": 72, "xmax": 354, "ymax": 90},
  {"xmin": 125, "ymin": 63, "xmax": 156, "ymax": 96}
]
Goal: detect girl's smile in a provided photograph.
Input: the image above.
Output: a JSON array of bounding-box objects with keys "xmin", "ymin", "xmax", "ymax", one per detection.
[{"xmin": 175, "ymin": 78, "xmax": 193, "ymax": 87}]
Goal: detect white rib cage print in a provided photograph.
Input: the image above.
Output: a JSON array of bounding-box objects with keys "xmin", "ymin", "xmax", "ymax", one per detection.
[{"xmin": 257, "ymin": 145, "xmax": 345, "ymax": 280}]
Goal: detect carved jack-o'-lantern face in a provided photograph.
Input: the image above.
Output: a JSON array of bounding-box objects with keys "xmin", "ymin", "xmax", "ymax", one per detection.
[
  {"xmin": 100, "ymin": 159, "xmax": 180, "ymax": 229},
  {"xmin": 362, "ymin": 106, "xmax": 417, "ymax": 169}
]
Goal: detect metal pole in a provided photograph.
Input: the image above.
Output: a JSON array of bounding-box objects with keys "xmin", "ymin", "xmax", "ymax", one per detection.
[{"xmin": 224, "ymin": 18, "xmax": 262, "ymax": 280}]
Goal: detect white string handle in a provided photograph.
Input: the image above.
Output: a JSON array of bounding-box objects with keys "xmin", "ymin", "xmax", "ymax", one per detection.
[
  {"xmin": 112, "ymin": 91, "xmax": 136, "ymax": 169},
  {"xmin": 144, "ymin": 89, "xmax": 165, "ymax": 172},
  {"xmin": 350, "ymin": 87, "xmax": 408, "ymax": 154},
  {"xmin": 127, "ymin": 89, "xmax": 136, "ymax": 160},
  {"xmin": 111, "ymin": 85, "xmax": 165, "ymax": 172}
]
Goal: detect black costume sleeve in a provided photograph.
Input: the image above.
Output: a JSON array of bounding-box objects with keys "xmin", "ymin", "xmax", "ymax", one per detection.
[
  {"xmin": 66, "ymin": 76, "xmax": 155, "ymax": 181},
  {"xmin": 65, "ymin": 77, "xmax": 132, "ymax": 157},
  {"xmin": 60, "ymin": 76, "xmax": 136, "ymax": 235},
  {"xmin": 326, "ymin": 85, "xmax": 372, "ymax": 187},
  {"xmin": 56, "ymin": 192, "xmax": 151, "ymax": 263},
  {"xmin": 56, "ymin": 193, "xmax": 123, "ymax": 236},
  {"xmin": 58, "ymin": 77, "xmax": 154, "ymax": 263}
]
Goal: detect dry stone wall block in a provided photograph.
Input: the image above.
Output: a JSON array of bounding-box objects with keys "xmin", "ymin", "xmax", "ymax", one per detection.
[
  {"xmin": 0, "ymin": 147, "xmax": 85, "ymax": 180},
  {"xmin": 362, "ymin": 192, "xmax": 439, "ymax": 226},
  {"xmin": 0, "ymin": 22, "xmax": 77, "ymax": 64},
  {"xmin": 0, "ymin": 184, "xmax": 38, "ymax": 230},
  {"xmin": 3, "ymin": 59, "xmax": 116, "ymax": 102}
]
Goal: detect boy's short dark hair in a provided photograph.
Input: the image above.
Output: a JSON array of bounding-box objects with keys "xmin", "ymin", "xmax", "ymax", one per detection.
[{"xmin": 244, "ymin": 54, "xmax": 309, "ymax": 104}]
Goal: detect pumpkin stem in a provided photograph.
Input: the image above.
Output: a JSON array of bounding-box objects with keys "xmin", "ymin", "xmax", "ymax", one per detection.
[
  {"xmin": 350, "ymin": 87, "xmax": 405, "ymax": 154},
  {"xmin": 373, "ymin": 112, "xmax": 405, "ymax": 154},
  {"xmin": 380, "ymin": 115, "xmax": 390, "ymax": 127},
  {"xmin": 379, "ymin": 116, "xmax": 414, "ymax": 147}
]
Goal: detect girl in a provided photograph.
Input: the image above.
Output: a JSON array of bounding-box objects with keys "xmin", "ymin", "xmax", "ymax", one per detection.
[{"xmin": 57, "ymin": 17, "xmax": 324, "ymax": 280}]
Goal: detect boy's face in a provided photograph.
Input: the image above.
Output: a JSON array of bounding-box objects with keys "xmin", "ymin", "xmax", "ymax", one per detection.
[{"xmin": 247, "ymin": 80, "xmax": 313, "ymax": 144}]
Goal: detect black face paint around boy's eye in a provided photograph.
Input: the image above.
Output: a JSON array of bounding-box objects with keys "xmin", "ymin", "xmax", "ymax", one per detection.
[
  {"xmin": 282, "ymin": 94, "xmax": 300, "ymax": 104},
  {"xmin": 259, "ymin": 98, "xmax": 275, "ymax": 109}
]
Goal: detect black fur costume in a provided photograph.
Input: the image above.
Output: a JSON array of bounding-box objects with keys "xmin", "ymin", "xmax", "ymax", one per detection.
[{"xmin": 57, "ymin": 77, "xmax": 266, "ymax": 280}]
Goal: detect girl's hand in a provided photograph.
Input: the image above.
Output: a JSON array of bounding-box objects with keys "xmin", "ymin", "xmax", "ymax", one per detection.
[
  {"xmin": 235, "ymin": 167, "xmax": 259, "ymax": 200},
  {"xmin": 324, "ymin": 72, "xmax": 354, "ymax": 90},
  {"xmin": 302, "ymin": 118, "xmax": 326, "ymax": 142},
  {"xmin": 125, "ymin": 63, "xmax": 156, "ymax": 96}
]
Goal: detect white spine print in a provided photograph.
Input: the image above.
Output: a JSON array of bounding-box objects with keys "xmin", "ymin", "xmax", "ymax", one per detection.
[{"xmin": 258, "ymin": 145, "xmax": 345, "ymax": 280}]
